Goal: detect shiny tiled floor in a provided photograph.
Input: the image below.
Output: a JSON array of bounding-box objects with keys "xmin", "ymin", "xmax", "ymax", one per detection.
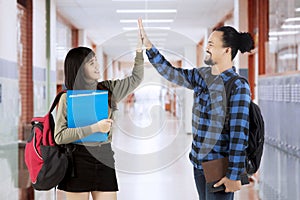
[
  {"xmin": 56, "ymin": 99, "xmax": 260, "ymax": 200},
  {"xmin": 112, "ymin": 101, "xmax": 260, "ymax": 200}
]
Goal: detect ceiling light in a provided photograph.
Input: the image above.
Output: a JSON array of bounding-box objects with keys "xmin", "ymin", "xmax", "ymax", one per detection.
[
  {"xmin": 295, "ymin": 8, "xmax": 300, "ymax": 12},
  {"xmin": 146, "ymin": 33, "xmax": 169, "ymax": 37},
  {"xmin": 285, "ymin": 17, "xmax": 300, "ymax": 22},
  {"xmin": 113, "ymin": 0, "xmax": 175, "ymax": 1},
  {"xmin": 123, "ymin": 27, "xmax": 171, "ymax": 31},
  {"xmin": 279, "ymin": 53, "xmax": 297, "ymax": 60},
  {"xmin": 125, "ymin": 33, "xmax": 168, "ymax": 37},
  {"xmin": 127, "ymin": 38, "xmax": 166, "ymax": 42},
  {"xmin": 120, "ymin": 19, "xmax": 174, "ymax": 23},
  {"xmin": 148, "ymin": 38, "xmax": 167, "ymax": 42},
  {"xmin": 269, "ymin": 31, "xmax": 299, "ymax": 36},
  {"xmin": 116, "ymin": 9, "xmax": 177, "ymax": 13},
  {"xmin": 269, "ymin": 37, "xmax": 278, "ymax": 41},
  {"xmin": 282, "ymin": 24, "xmax": 300, "ymax": 29}
]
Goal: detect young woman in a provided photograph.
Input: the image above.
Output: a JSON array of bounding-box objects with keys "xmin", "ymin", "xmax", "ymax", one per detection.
[{"xmin": 54, "ymin": 39, "xmax": 144, "ymax": 200}]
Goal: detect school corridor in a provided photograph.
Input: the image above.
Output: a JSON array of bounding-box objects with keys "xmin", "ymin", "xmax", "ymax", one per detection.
[{"xmin": 0, "ymin": 0, "xmax": 300, "ymax": 200}]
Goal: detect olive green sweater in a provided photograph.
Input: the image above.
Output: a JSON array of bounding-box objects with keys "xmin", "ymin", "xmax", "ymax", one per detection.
[{"xmin": 54, "ymin": 51, "xmax": 144, "ymax": 146}]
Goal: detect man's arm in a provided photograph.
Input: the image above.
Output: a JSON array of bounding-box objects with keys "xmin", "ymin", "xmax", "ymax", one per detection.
[
  {"xmin": 226, "ymin": 80, "xmax": 250, "ymax": 180},
  {"xmin": 214, "ymin": 79, "xmax": 250, "ymax": 192},
  {"xmin": 138, "ymin": 19, "xmax": 198, "ymax": 89},
  {"xmin": 146, "ymin": 46, "xmax": 199, "ymax": 89}
]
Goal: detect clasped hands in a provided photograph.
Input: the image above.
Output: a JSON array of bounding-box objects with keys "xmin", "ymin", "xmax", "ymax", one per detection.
[{"xmin": 136, "ymin": 19, "xmax": 152, "ymax": 52}]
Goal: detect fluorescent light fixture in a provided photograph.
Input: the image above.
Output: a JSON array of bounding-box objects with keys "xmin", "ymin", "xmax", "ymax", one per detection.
[
  {"xmin": 269, "ymin": 37, "xmax": 278, "ymax": 41},
  {"xmin": 127, "ymin": 38, "xmax": 166, "ymax": 42},
  {"xmin": 113, "ymin": 0, "xmax": 175, "ymax": 1},
  {"xmin": 279, "ymin": 53, "xmax": 297, "ymax": 60},
  {"xmin": 125, "ymin": 33, "xmax": 168, "ymax": 37},
  {"xmin": 285, "ymin": 17, "xmax": 300, "ymax": 22},
  {"xmin": 123, "ymin": 27, "xmax": 171, "ymax": 31},
  {"xmin": 146, "ymin": 33, "xmax": 169, "ymax": 37},
  {"xmin": 56, "ymin": 46, "xmax": 67, "ymax": 50},
  {"xmin": 148, "ymin": 38, "xmax": 167, "ymax": 42},
  {"xmin": 269, "ymin": 31, "xmax": 299, "ymax": 36},
  {"xmin": 129, "ymin": 42, "xmax": 165, "ymax": 44},
  {"xmin": 120, "ymin": 19, "xmax": 174, "ymax": 23},
  {"xmin": 282, "ymin": 24, "xmax": 300, "ymax": 29},
  {"xmin": 295, "ymin": 8, "xmax": 300, "ymax": 12},
  {"xmin": 116, "ymin": 9, "xmax": 177, "ymax": 13}
]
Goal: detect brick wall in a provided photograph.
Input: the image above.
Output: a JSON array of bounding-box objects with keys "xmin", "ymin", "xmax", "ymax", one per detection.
[
  {"xmin": 17, "ymin": 1, "xmax": 33, "ymax": 141},
  {"xmin": 17, "ymin": 0, "xmax": 34, "ymax": 199}
]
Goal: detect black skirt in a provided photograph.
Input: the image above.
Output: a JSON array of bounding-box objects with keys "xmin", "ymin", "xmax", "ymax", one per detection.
[{"xmin": 58, "ymin": 143, "xmax": 119, "ymax": 192}]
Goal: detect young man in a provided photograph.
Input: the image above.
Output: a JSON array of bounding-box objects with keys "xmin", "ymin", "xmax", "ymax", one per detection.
[{"xmin": 138, "ymin": 19, "xmax": 254, "ymax": 200}]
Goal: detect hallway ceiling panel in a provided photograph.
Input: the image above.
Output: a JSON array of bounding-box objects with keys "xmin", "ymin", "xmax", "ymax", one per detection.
[{"xmin": 56, "ymin": 0, "xmax": 234, "ymax": 61}]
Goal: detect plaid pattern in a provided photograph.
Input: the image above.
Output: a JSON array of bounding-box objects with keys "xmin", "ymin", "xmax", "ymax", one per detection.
[{"xmin": 146, "ymin": 46, "xmax": 250, "ymax": 180}]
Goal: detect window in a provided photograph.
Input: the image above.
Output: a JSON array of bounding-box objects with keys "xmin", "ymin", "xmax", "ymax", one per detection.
[{"xmin": 268, "ymin": 0, "xmax": 300, "ymax": 74}]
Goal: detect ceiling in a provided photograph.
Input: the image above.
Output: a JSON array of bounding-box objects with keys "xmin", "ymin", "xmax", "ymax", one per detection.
[{"xmin": 56, "ymin": 0, "xmax": 234, "ymax": 61}]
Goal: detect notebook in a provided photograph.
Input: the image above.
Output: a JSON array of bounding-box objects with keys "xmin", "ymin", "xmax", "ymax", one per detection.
[
  {"xmin": 67, "ymin": 90, "xmax": 108, "ymax": 143},
  {"xmin": 202, "ymin": 157, "xmax": 228, "ymax": 192},
  {"xmin": 202, "ymin": 157, "xmax": 249, "ymax": 193}
]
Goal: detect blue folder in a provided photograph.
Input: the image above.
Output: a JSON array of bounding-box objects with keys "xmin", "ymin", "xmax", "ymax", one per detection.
[{"xmin": 67, "ymin": 90, "xmax": 108, "ymax": 143}]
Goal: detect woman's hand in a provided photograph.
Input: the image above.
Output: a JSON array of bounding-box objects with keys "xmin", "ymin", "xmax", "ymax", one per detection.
[
  {"xmin": 137, "ymin": 26, "xmax": 143, "ymax": 52},
  {"xmin": 91, "ymin": 119, "xmax": 113, "ymax": 133}
]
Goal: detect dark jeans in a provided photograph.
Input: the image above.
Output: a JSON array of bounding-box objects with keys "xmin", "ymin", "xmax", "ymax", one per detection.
[{"xmin": 194, "ymin": 167, "xmax": 234, "ymax": 200}]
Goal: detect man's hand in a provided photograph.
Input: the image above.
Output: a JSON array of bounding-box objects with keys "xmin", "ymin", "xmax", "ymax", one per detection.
[
  {"xmin": 214, "ymin": 176, "xmax": 242, "ymax": 193},
  {"xmin": 138, "ymin": 18, "xmax": 152, "ymax": 50}
]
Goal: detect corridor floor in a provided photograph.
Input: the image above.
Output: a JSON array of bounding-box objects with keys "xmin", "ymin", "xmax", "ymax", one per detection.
[{"xmin": 113, "ymin": 102, "xmax": 260, "ymax": 200}]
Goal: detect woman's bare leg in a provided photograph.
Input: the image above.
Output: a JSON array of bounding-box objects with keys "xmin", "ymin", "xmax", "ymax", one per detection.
[
  {"xmin": 91, "ymin": 191, "xmax": 117, "ymax": 200},
  {"xmin": 65, "ymin": 192, "xmax": 90, "ymax": 200}
]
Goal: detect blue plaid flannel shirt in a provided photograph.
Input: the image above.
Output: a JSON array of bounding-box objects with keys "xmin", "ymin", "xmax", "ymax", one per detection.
[{"xmin": 146, "ymin": 46, "xmax": 250, "ymax": 180}]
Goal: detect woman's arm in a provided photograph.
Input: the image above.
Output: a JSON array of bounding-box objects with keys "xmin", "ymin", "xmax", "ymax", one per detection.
[
  {"xmin": 100, "ymin": 51, "xmax": 144, "ymax": 102},
  {"xmin": 54, "ymin": 93, "xmax": 112, "ymax": 144}
]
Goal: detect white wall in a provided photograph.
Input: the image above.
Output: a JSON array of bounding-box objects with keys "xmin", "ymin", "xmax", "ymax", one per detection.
[
  {"xmin": 78, "ymin": 29, "xmax": 87, "ymax": 47},
  {"xmin": 32, "ymin": 0, "xmax": 47, "ymax": 116},
  {"xmin": 49, "ymin": 0, "xmax": 57, "ymax": 101},
  {"xmin": 33, "ymin": 0, "xmax": 46, "ymax": 68},
  {"xmin": 0, "ymin": 1, "xmax": 19, "ymax": 199},
  {"xmin": 0, "ymin": 0, "xmax": 17, "ymax": 62},
  {"xmin": 233, "ymin": 0, "xmax": 249, "ymax": 70},
  {"xmin": 32, "ymin": 0, "xmax": 58, "ymax": 116}
]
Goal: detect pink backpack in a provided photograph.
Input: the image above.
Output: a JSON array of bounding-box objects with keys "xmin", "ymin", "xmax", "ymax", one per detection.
[{"xmin": 25, "ymin": 91, "xmax": 69, "ymax": 190}]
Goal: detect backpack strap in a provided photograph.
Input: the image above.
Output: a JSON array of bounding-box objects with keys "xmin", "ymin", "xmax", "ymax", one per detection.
[
  {"xmin": 49, "ymin": 90, "xmax": 66, "ymax": 113},
  {"xmin": 225, "ymin": 75, "xmax": 249, "ymax": 104},
  {"xmin": 224, "ymin": 75, "xmax": 249, "ymax": 131}
]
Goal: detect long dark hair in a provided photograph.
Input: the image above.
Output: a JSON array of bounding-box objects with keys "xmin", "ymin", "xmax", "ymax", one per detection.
[
  {"xmin": 215, "ymin": 26, "xmax": 254, "ymax": 60},
  {"xmin": 64, "ymin": 47, "xmax": 95, "ymax": 90}
]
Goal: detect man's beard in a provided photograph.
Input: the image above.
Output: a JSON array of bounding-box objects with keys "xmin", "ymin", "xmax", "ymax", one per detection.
[
  {"xmin": 204, "ymin": 52, "xmax": 216, "ymax": 66},
  {"xmin": 204, "ymin": 56, "xmax": 216, "ymax": 66}
]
